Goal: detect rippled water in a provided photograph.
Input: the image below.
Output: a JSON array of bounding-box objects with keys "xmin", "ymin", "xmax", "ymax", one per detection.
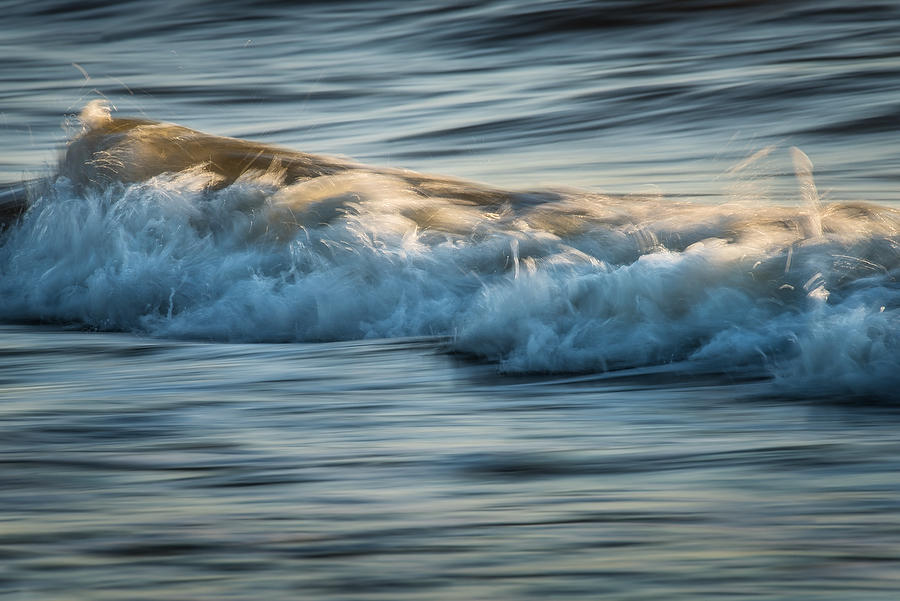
[
  {"xmin": 1, "ymin": 1, "xmax": 899, "ymax": 599},
  {"xmin": 2, "ymin": 0, "xmax": 899, "ymax": 200},
  {"xmin": 3, "ymin": 325, "xmax": 900, "ymax": 600}
]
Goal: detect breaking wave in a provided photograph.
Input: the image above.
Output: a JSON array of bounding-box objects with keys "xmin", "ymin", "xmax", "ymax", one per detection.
[{"xmin": 1, "ymin": 102, "xmax": 898, "ymax": 396}]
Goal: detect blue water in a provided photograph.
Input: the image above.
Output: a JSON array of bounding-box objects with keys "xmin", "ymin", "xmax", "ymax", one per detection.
[{"xmin": 1, "ymin": 1, "xmax": 899, "ymax": 599}]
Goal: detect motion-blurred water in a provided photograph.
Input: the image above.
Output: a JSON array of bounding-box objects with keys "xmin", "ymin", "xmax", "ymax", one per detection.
[
  {"xmin": 2, "ymin": 0, "xmax": 899, "ymax": 200},
  {"xmin": 1, "ymin": 1, "xmax": 899, "ymax": 599}
]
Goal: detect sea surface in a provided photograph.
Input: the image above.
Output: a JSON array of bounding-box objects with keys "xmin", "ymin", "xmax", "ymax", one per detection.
[{"xmin": 1, "ymin": 0, "xmax": 899, "ymax": 599}]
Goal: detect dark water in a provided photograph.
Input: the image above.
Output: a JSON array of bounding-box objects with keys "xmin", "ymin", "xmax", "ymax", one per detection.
[{"xmin": 1, "ymin": 1, "xmax": 900, "ymax": 599}]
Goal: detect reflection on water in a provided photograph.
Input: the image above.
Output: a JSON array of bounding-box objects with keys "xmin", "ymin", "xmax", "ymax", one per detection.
[{"xmin": 2, "ymin": 326, "xmax": 899, "ymax": 600}]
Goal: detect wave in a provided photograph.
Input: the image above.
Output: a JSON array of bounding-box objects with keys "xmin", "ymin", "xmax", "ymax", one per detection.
[{"xmin": 1, "ymin": 102, "xmax": 898, "ymax": 396}]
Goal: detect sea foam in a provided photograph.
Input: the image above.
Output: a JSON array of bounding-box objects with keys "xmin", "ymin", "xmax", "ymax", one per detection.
[{"xmin": 1, "ymin": 104, "xmax": 898, "ymax": 396}]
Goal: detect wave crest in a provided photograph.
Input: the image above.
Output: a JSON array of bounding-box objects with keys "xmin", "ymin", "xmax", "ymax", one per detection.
[{"xmin": 1, "ymin": 108, "xmax": 898, "ymax": 397}]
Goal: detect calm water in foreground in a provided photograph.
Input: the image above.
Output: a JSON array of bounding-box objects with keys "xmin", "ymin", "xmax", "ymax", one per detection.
[
  {"xmin": 1, "ymin": 0, "xmax": 899, "ymax": 599},
  {"xmin": 2, "ymin": 325, "xmax": 900, "ymax": 600}
]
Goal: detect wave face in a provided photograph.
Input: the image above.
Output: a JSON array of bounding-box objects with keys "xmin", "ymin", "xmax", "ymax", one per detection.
[{"xmin": 1, "ymin": 104, "xmax": 898, "ymax": 395}]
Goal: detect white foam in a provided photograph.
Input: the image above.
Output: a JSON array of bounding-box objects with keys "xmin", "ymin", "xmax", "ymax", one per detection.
[{"xmin": 1, "ymin": 144, "xmax": 898, "ymax": 397}]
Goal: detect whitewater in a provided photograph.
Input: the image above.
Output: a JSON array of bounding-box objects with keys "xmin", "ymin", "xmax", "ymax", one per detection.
[{"xmin": 1, "ymin": 101, "xmax": 897, "ymax": 397}]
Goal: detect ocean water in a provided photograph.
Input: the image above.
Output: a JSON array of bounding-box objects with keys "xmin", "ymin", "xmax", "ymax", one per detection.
[{"xmin": 1, "ymin": 1, "xmax": 899, "ymax": 599}]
